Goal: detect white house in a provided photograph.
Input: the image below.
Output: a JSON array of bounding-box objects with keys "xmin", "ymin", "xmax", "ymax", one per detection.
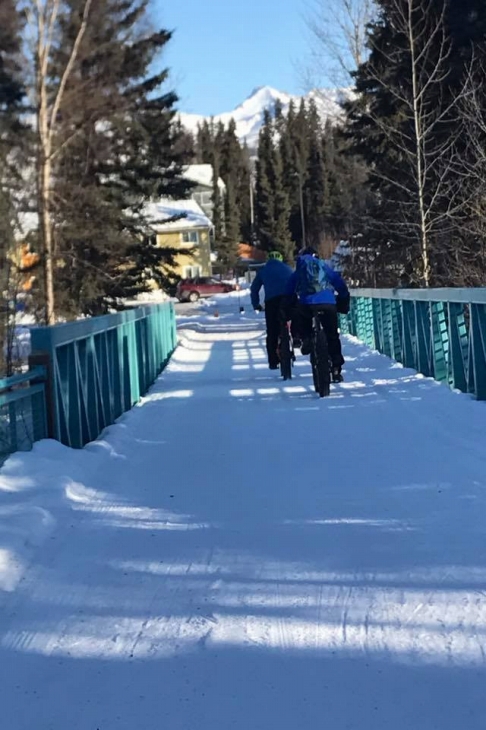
[{"xmin": 183, "ymin": 164, "xmax": 226, "ymax": 223}]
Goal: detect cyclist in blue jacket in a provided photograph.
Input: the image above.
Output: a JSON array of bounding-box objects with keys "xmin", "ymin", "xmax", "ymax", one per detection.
[
  {"xmin": 284, "ymin": 246, "xmax": 349, "ymax": 382},
  {"xmin": 251, "ymin": 251, "xmax": 293, "ymax": 369}
]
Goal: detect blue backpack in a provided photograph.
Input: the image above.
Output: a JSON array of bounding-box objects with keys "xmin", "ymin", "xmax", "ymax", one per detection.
[{"xmin": 295, "ymin": 256, "xmax": 330, "ymax": 296}]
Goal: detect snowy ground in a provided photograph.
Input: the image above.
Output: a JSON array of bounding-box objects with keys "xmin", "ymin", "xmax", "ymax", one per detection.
[{"xmin": 1, "ymin": 299, "xmax": 486, "ymax": 728}]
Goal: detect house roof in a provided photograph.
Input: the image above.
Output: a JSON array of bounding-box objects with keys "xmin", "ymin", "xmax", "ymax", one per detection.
[
  {"xmin": 184, "ymin": 164, "xmax": 225, "ymax": 193},
  {"xmin": 237, "ymin": 243, "xmax": 266, "ymax": 263},
  {"xmin": 144, "ymin": 198, "xmax": 213, "ymax": 232}
]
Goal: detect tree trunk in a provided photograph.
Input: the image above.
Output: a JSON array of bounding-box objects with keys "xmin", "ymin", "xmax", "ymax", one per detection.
[
  {"xmin": 32, "ymin": 0, "xmax": 94, "ymax": 325},
  {"xmin": 38, "ymin": 152, "xmax": 55, "ymax": 324},
  {"xmin": 408, "ymin": 0, "xmax": 430, "ymax": 287},
  {"xmin": 35, "ymin": 4, "xmax": 55, "ymax": 325}
]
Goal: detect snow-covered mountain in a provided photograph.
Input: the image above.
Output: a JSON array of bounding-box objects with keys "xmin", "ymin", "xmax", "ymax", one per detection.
[{"xmin": 179, "ymin": 86, "xmax": 350, "ymax": 149}]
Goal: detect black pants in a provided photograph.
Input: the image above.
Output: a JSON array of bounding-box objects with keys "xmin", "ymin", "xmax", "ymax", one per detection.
[
  {"xmin": 264, "ymin": 295, "xmax": 284, "ymax": 368},
  {"xmin": 293, "ymin": 303, "xmax": 344, "ymax": 368}
]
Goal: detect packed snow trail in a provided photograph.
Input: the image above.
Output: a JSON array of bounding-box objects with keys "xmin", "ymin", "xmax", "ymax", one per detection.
[{"xmin": 1, "ymin": 308, "xmax": 486, "ymax": 729}]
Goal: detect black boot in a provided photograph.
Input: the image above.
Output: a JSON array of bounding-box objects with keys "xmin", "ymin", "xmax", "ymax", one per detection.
[{"xmin": 332, "ymin": 366, "xmax": 344, "ymax": 383}]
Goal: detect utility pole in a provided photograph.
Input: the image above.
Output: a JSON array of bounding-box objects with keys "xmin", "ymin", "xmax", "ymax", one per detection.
[{"xmin": 249, "ymin": 172, "xmax": 254, "ymax": 242}]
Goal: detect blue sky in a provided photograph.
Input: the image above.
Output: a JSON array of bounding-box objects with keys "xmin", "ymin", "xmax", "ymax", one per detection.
[{"xmin": 155, "ymin": 0, "xmax": 308, "ymax": 116}]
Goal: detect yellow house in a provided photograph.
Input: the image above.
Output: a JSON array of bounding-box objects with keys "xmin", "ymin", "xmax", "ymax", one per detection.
[{"xmin": 144, "ymin": 198, "xmax": 213, "ymax": 279}]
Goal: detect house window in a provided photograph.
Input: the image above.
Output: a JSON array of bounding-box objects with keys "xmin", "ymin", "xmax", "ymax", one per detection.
[
  {"xmin": 184, "ymin": 265, "xmax": 201, "ymax": 278},
  {"xmin": 182, "ymin": 231, "xmax": 199, "ymax": 244},
  {"xmin": 193, "ymin": 191, "xmax": 212, "ymax": 207}
]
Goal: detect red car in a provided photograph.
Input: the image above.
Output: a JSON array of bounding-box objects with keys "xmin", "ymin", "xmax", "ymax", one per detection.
[{"xmin": 176, "ymin": 277, "xmax": 237, "ymax": 303}]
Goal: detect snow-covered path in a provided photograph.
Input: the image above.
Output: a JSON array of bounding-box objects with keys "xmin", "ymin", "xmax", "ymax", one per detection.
[{"xmin": 1, "ymin": 312, "xmax": 486, "ymax": 729}]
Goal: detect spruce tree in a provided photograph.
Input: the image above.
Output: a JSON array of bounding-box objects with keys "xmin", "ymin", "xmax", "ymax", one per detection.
[
  {"xmin": 213, "ymin": 120, "xmax": 242, "ymax": 268},
  {"xmin": 272, "ymin": 144, "xmax": 294, "ymax": 263},
  {"xmin": 288, "ymin": 100, "xmax": 310, "ymax": 248},
  {"xmin": 255, "ymin": 110, "xmax": 275, "ymax": 250},
  {"xmin": 220, "ymin": 178, "xmax": 240, "ymax": 270},
  {"xmin": 0, "ymin": 0, "xmax": 26, "ymax": 212},
  {"xmin": 0, "ymin": 1, "xmax": 29, "ymax": 371},
  {"xmin": 304, "ymin": 99, "xmax": 327, "ymax": 248},
  {"xmin": 52, "ymin": 0, "xmax": 194, "ymax": 315},
  {"xmin": 345, "ymin": 0, "xmax": 486, "ymax": 285},
  {"xmin": 276, "ymin": 101, "xmax": 302, "ymax": 247},
  {"xmin": 255, "ymin": 109, "xmax": 293, "ymax": 261},
  {"xmin": 211, "ymin": 154, "xmax": 224, "ymax": 247},
  {"xmin": 195, "ymin": 118, "xmax": 252, "ymax": 250},
  {"xmin": 196, "ymin": 120, "xmax": 213, "ymax": 164},
  {"xmin": 237, "ymin": 141, "xmax": 252, "ymax": 244}
]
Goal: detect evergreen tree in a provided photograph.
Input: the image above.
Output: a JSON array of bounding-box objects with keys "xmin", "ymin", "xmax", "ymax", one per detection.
[
  {"xmin": 0, "ymin": 1, "xmax": 24, "ymax": 149},
  {"xmin": 220, "ymin": 119, "xmax": 240, "ymax": 179},
  {"xmin": 294, "ymin": 100, "xmax": 310, "ymax": 178},
  {"xmin": 237, "ymin": 141, "xmax": 252, "ymax": 244},
  {"xmin": 0, "ymin": 0, "xmax": 27, "ymax": 216},
  {"xmin": 345, "ymin": 0, "xmax": 486, "ymax": 285},
  {"xmin": 272, "ymin": 144, "xmax": 294, "ymax": 262},
  {"xmin": 220, "ymin": 178, "xmax": 240, "ymax": 269},
  {"xmin": 255, "ymin": 110, "xmax": 275, "ymax": 250},
  {"xmin": 277, "ymin": 101, "xmax": 302, "ymax": 246},
  {"xmin": 219, "ymin": 118, "xmax": 254, "ymax": 265},
  {"xmin": 0, "ymin": 1, "xmax": 31, "ymax": 372},
  {"xmin": 195, "ymin": 117, "xmax": 252, "ymax": 252},
  {"xmin": 215, "ymin": 120, "xmax": 243, "ymax": 267},
  {"xmin": 211, "ymin": 153, "xmax": 224, "ymax": 246},
  {"xmin": 196, "ymin": 120, "xmax": 213, "ymax": 163},
  {"xmin": 255, "ymin": 109, "xmax": 293, "ymax": 261},
  {"xmin": 52, "ymin": 0, "xmax": 194, "ymax": 315},
  {"xmin": 304, "ymin": 99, "xmax": 327, "ymax": 247}
]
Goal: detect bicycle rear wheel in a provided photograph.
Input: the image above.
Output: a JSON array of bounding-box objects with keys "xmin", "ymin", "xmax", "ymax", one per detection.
[
  {"xmin": 279, "ymin": 325, "xmax": 293, "ymax": 381},
  {"xmin": 310, "ymin": 350, "xmax": 319, "ymax": 393},
  {"xmin": 314, "ymin": 328, "xmax": 331, "ymax": 398}
]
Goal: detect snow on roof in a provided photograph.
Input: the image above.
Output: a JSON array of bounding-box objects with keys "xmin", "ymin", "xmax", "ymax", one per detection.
[
  {"xmin": 143, "ymin": 198, "xmax": 213, "ymax": 232},
  {"xmin": 14, "ymin": 212, "xmax": 39, "ymax": 241},
  {"xmin": 184, "ymin": 164, "xmax": 225, "ymax": 192}
]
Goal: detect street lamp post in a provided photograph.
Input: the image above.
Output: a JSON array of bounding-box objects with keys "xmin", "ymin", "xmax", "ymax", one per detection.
[
  {"xmin": 298, "ymin": 173, "xmax": 306, "ymax": 249},
  {"xmin": 250, "ymin": 171, "xmax": 255, "ymax": 241}
]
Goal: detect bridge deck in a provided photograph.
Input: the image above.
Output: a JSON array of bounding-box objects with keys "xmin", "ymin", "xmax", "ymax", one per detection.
[{"xmin": 0, "ymin": 313, "xmax": 486, "ymax": 729}]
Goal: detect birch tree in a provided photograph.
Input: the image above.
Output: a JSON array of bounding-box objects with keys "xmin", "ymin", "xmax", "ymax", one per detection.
[
  {"xmin": 348, "ymin": 0, "xmax": 469, "ymax": 285},
  {"xmin": 304, "ymin": 0, "xmax": 376, "ymax": 88},
  {"xmin": 24, "ymin": 0, "xmax": 93, "ymax": 323}
]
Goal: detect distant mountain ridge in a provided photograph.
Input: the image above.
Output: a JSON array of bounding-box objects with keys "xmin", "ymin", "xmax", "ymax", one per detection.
[{"xmin": 179, "ymin": 86, "xmax": 349, "ymax": 148}]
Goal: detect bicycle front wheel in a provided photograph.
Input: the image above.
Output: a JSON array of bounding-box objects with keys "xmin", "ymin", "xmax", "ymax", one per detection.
[{"xmin": 279, "ymin": 326, "xmax": 293, "ymax": 381}]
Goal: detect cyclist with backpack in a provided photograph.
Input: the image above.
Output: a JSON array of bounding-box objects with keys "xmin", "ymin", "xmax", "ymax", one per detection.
[
  {"xmin": 251, "ymin": 251, "xmax": 294, "ymax": 370},
  {"xmin": 284, "ymin": 246, "xmax": 349, "ymax": 383}
]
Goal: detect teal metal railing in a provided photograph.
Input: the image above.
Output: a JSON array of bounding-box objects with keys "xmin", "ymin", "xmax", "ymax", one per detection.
[
  {"xmin": 346, "ymin": 288, "xmax": 486, "ymax": 400},
  {"xmin": 30, "ymin": 302, "xmax": 176, "ymax": 449},
  {"xmin": 0, "ymin": 367, "xmax": 48, "ymax": 465}
]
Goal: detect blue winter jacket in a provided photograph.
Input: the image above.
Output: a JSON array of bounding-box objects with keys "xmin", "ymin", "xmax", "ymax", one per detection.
[
  {"xmin": 250, "ymin": 259, "xmax": 294, "ymax": 308},
  {"xmin": 285, "ymin": 255, "xmax": 349, "ymax": 305}
]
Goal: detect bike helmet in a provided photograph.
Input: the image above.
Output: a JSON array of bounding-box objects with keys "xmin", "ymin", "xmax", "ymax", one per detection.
[
  {"xmin": 299, "ymin": 246, "xmax": 318, "ymax": 257},
  {"xmin": 268, "ymin": 250, "xmax": 283, "ymax": 261}
]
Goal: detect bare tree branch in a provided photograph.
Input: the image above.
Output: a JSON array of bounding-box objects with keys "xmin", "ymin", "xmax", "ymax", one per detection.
[
  {"xmin": 303, "ymin": 0, "xmax": 377, "ymax": 88},
  {"xmin": 358, "ymin": 0, "xmax": 471, "ymax": 285}
]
